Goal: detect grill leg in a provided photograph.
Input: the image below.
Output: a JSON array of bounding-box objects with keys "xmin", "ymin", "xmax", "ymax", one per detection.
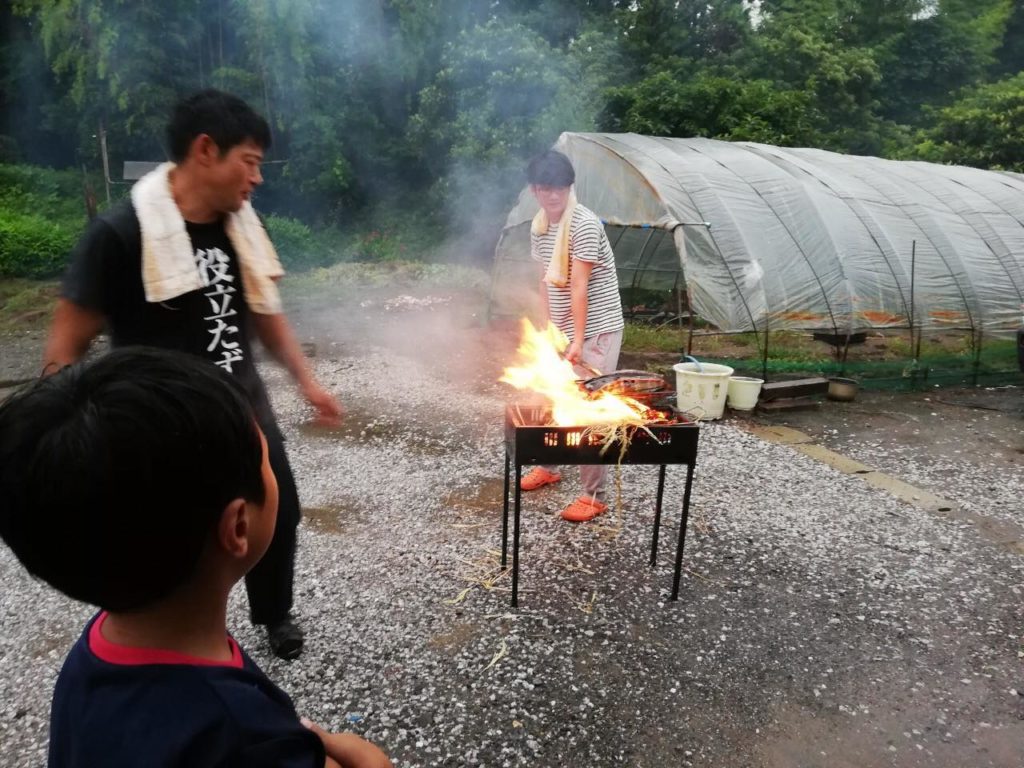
[
  {"xmin": 512, "ymin": 463, "xmax": 523, "ymax": 608},
  {"xmin": 501, "ymin": 449, "xmax": 511, "ymax": 568},
  {"xmin": 672, "ymin": 461, "xmax": 697, "ymax": 601},
  {"xmin": 650, "ymin": 465, "xmax": 667, "ymax": 566}
]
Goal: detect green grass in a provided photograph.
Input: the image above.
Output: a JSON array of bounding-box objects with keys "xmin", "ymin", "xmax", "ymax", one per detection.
[
  {"xmin": 622, "ymin": 324, "xmax": 823, "ymax": 361},
  {"xmin": 0, "ymin": 278, "xmax": 58, "ymax": 332},
  {"xmin": 621, "ymin": 324, "xmax": 689, "ymax": 353},
  {"xmin": 884, "ymin": 334, "xmax": 976, "ymax": 359},
  {"xmin": 286, "ymin": 260, "xmax": 489, "ymax": 290},
  {"xmin": 620, "ymin": 322, "xmax": 1021, "ymax": 388}
]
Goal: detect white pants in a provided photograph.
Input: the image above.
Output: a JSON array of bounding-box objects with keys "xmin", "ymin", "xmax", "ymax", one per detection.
[{"xmin": 543, "ymin": 329, "xmax": 623, "ymax": 502}]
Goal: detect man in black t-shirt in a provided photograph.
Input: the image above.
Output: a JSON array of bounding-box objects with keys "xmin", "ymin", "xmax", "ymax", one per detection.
[{"xmin": 43, "ymin": 90, "xmax": 343, "ymax": 660}]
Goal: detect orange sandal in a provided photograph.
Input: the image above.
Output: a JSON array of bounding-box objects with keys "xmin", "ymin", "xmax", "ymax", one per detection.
[
  {"xmin": 520, "ymin": 467, "xmax": 561, "ymax": 491},
  {"xmin": 561, "ymin": 496, "xmax": 608, "ymax": 522}
]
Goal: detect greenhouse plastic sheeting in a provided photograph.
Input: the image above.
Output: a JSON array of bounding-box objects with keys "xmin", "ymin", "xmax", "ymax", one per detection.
[{"xmin": 491, "ymin": 133, "xmax": 1024, "ymax": 338}]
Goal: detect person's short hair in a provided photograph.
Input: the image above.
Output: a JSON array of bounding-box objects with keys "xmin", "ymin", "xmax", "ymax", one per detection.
[
  {"xmin": 0, "ymin": 347, "xmax": 266, "ymax": 611},
  {"xmin": 166, "ymin": 89, "xmax": 272, "ymax": 163},
  {"xmin": 526, "ymin": 150, "xmax": 575, "ymax": 188}
]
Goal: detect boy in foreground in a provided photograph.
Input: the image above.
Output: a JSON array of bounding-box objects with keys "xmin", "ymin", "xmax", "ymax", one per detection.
[{"xmin": 0, "ymin": 347, "xmax": 389, "ymax": 768}]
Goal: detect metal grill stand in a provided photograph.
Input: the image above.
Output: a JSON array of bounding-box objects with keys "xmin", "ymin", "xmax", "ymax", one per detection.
[{"xmin": 501, "ymin": 404, "xmax": 700, "ymax": 607}]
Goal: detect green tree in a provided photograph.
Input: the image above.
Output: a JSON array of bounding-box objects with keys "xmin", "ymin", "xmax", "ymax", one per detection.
[
  {"xmin": 5, "ymin": 0, "xmax": 1022, "ymax": 257},
  {"xmin": 748, "ymin": 25, "xmax": 886, "ymax": 152},
  {"xmin": 876, "ymin": 14, "xmax": 987, "ymax": 125},
  {"xmin": 993, "ymin": 0, "xmax": 1024, "ymax": 75},
  {"xmin": 939, "ymin": 0, "xmax": 1014, "ymax": 70},
  {"xmin": 612, "ymin": 0, "xmax": 752, "ymax": 76},
  {"xmin": 408, "ymin": 18, "xmax": 590, "ymax": 231},
  {"xmin": 499, "ymin": 0, "xmax": 602, "ymax": 46},
  {"xmin": 0, "ymin": 5, "xmax": 76, "ymax": 165},
  {"xmin": 600, "ymin": 67, "xmax": 823, "ymax": 145},
  {"xmin": 915, "ymin": 72, "xmax": 1024, "ymax": 171},
  {"xmin": 12, "ymin": 0, "xmax": 207, "ymax": 164},
  {"xmin": 757, "ymin": 0, "xmax": 923, "ymax": 43}
]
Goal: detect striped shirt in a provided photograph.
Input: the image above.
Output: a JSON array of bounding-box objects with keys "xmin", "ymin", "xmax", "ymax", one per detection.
[{"xmin": 531, "ymin": 205, "xmax": 624, "ymax": 341}]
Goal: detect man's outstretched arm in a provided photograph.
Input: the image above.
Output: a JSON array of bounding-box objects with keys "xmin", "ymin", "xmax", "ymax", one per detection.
[
  {"xmin": 251, "ymin": 312, "xmax": 344, "ymax": 425},
  {"xmin": 42, "ymin": 299, "xmax": 106, "ymax": 374}
]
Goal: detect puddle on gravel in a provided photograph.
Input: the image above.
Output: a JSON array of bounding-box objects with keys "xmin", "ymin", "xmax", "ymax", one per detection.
[
  {"xmin": 297, "ymin": 402, "xmax": 471, "ymax": 457},
  {"xmin": 302, "ymin": 502, "xmax": 369, "ymax": 535},
  {"xmin": 442, "ymin": 477, "xmax": 507, "ymax": 518},
  {"xmin": 297, "ymin": 402, "xmax": 403, "ymax": 442},
  {"xmin": 427, "ymin": 622, "xmax": 479, "ymax": 656}
]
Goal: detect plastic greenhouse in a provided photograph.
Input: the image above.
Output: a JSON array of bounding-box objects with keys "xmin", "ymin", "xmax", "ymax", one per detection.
[{"xmin": 491, "ymin": 133, "xmax": 1024, "ymax": 350}]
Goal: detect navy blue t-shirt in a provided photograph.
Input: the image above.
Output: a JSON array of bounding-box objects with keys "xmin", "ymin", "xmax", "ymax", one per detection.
[{"xmin": 48, "ymin": 613, "xmax": 325, "ymax": 768}]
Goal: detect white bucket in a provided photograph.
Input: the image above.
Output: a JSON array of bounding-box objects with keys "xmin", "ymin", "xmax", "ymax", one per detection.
[
  {"xmin": 672, "ymin": 362, "xmax": 735, "ymax": 420},
  {"xmin": 726, "ymin": 376, "xmax": 764, "ymax": 411}
]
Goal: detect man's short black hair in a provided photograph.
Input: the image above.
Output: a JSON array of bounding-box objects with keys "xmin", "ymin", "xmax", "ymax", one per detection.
[
  {"xmin": 527, "ymin": 150, "xmax": 576, "ymax": 187},
  {"xmin": 166, "ymin": 89, "xmax": 272, "ymax": 163},
  {"xmin": 0, "ymin": 347, "xmax": 266, "ymax": 611}
]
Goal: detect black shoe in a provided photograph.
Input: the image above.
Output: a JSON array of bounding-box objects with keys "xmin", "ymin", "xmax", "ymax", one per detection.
[{"xmin": 267, "ymin": 616, "xmax": 304, "ymax": 660}]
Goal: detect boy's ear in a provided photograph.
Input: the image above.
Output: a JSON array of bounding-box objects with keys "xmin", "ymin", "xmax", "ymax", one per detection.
[{"xmin": 217, "ymin": 498, "xmax": 250, "ymax": 559}]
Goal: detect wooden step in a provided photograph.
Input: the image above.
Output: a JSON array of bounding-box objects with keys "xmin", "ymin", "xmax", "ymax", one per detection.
[
  {"xmin": 759, "ymin": 377, "xmax": 829, "ymax": 401},
  {"xmin": 756, "ymin": 396, "xmax": 821, "ymax": 412}
]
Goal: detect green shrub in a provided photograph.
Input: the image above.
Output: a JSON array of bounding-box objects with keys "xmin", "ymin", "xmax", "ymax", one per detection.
[
  {"xmin": 0, "ymin": 211, "xmax": 76, "ymax": 278},
  {"xmin": 349, "ymin": 229, "xmax": 407, "ymax": 262},
  {"xmin": 263, "ymin": 214, "xmax": 335, "ymax": 272},
  {"xmin": 0, "ymin": 165, "xmax": 92, "ymax": 278},
  {"xmin": 0, "ymin": 163, "xmax": 96, "ymax": 221}
]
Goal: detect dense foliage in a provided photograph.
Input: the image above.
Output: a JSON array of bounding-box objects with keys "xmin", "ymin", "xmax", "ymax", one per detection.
[
  {"xmin": 1, "ymin": 0, "xmax": 1021, "ymax": 268},
  {"xmin": 0, "ymin": 164, "xmax": 88, "ymax": 277}
]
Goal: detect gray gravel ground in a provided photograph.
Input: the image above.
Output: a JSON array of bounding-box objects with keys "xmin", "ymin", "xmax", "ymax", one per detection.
[{"xmin": 2, "ymin": 301, "xmax": 1023, "ymax": 767}]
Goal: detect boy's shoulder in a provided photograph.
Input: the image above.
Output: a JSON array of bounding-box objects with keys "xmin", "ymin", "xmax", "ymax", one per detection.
[
  {"xmin": 48, "ymin": 616, "xmax": 324, "ymax": 768},
  {"xmin": 570, "ymin": 204, "xmax": 604, "ymax": 231}
]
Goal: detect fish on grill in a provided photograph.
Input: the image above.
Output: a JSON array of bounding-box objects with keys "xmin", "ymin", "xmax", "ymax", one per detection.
[{"xmin": 580, "ymin": 369, "xmax": 666, "ymax": 396}]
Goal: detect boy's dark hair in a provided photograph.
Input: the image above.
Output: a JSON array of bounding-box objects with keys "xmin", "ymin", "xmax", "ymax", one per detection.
[
  {"xmin": 0, "ymin": 347, "xmax": 266, "ymax": 611},
  {"xmin": 166, "ymin": 89, "xmax": 272, "ymax": 163},
  {"xmin": 526, "ymin": 150, "xmax": 575, "ymax": 187}
]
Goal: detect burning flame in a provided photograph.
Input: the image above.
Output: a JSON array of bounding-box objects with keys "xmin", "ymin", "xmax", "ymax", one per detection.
[{"xmin": 500, "ymin": 319, "xmax": 656, "ymax": 426}]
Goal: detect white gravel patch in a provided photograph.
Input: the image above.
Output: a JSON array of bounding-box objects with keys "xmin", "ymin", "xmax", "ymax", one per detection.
[
  {"xmin": 828, "ymin": 432, "xmax": 1024, "ymax": 535},
  {"xmin": 2, "ymin": 334, "xmax": 1023, "ymax": 766}
]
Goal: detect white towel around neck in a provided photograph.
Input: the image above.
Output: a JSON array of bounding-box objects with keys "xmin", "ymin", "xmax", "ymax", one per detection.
[
  {"xmin": 131, "ymin": 162, "xmax": 284, "ymax": 314},
  {"xmin": 531, "ymin": 189, "xmax": 578, "ymax": 289}
]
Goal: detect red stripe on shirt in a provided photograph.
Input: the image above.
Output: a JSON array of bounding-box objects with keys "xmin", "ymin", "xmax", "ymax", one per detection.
[{"xmin": 88, "ymin": 611, "xmax": 244, "ymax": 669}]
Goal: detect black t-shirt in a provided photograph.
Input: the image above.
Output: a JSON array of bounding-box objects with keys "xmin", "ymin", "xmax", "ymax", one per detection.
[
  {"xmin": 62, "ymin": 201, "xmax": 279, "ymax": 435},
  {"xmin": 48, "ymin": 613, "xmax": 325, "ymax": 768}
]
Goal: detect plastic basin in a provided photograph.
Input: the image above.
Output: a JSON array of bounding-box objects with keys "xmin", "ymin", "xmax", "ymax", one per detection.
[
  {"xmin": 727, "ymin": 376, "xmax": 764, "ymax": 411},
  {"xmin": 672, "ymin": 362, "xmax": 735, "ymax": 420}
]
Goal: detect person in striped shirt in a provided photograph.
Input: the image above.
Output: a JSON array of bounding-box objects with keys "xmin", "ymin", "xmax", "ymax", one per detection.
[{"xmin": 521, "ymin": 150, "xmax": 625, "ymax": 522}]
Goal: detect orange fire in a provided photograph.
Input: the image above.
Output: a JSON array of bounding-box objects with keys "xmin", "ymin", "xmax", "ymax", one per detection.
[{"xmin": 500, "ymin": 319, "xmax": 656, "ymax": 426}]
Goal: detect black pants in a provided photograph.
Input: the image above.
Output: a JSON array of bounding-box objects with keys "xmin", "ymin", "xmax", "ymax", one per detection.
[{"xmin": 245, "ymin": 428, "xmax": 300, "ymax": 626}]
